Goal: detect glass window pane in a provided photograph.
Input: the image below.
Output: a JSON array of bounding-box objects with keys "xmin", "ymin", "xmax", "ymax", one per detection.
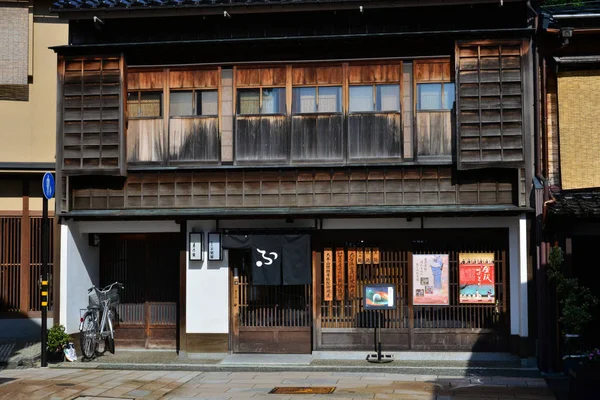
[
  {"xmin": 170, "ymin": 91, "xmax": 193, "ymax": 116},
  {"xmin": 238, "ymin": 89, "xmax": 260, "ymax": 115},
  {"xmin": 292, "ymin": 87, "xmax": 316, "ymax": 114},
  {"xmin": 376, "ymin": 84, "xmax": 400, "ymax": 112},
  {"xmin": 127, "ymin": 92, "xmax": 140, "ymax": 117},
  {"xmin": 349, "ymin": 86, "xmax": 374, "ymax": 112},
  {"xmin": 262, "ymin": 88, "xmax": 285, "ymax": 114},
  {"xmin": 443, "ymin": 83, "xmax": 455, "ymax": 110},
  {"xmin": 139, "ymin": 92, "xmax": 162, "ymax": 117},
  {"xmin": 318, "ymin": 86, "xmax": 342, "ymax": 113},
  {"xmin": 198, "ymin": 90, "xmax": 218, "ymax": 116},
  {"xmin": 417, "ymin": 83, "xmax": 442, "ymax": 110}
]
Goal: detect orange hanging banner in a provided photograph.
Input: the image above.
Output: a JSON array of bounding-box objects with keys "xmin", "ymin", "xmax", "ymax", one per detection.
[
  {"xmin": 357, "ymin": 249, "xmax": 364, "ymax": 264},
  {"xmin": 324, "ymin": 249, "xmax": 333, "ymax": 301},
  {"xmin": 364, "ymin": 248, "xmax": 372, "ymax": 264},
  {"xmin": 372, "ymin": 248, "xmax": 380, "ymax": 265},
  {"xmin": 347, "ymin": 248, "xmax": 357, "ymax": 299},
  {"xmin": 336, "ymin": 248, "xmax": 345, "ymax": 301}
]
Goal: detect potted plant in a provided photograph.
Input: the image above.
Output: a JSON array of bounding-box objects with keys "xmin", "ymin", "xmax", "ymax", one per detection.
[
  {"xmin": 548, "ymin": 246, "xmax": 598, "ymax": 368},
  {"xmin": 569, "ymin": 348, "xmax": 600, "ymax": 399},
  {"xmin": 47, "ymin": 325, "xmax": 71, "ymax": 362}
]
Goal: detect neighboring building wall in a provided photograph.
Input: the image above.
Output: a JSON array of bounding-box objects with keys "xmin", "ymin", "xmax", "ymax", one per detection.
[
  {"xmin": 546, "ymin": 67, "xmax": 561, "ymax": 188},
  {"xmin": 0, "ymin": 3, "xmax": 68, "ymax": 167},
  {"xmin": 60, "ymin": 221, "xmax": 99, "ymax": 334}
]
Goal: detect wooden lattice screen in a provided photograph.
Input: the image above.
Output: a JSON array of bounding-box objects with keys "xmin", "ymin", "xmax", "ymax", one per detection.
[
  {"xmin": 59, "ymin": 55, "xmax": 127, "ymax": 176},
  {"xmin": 455, "ymin": 40, "xmax": 525, "ymax": 169},
  {"xmin": 0, "ymin": 217, "xmax": 21, "ymax": 312}
]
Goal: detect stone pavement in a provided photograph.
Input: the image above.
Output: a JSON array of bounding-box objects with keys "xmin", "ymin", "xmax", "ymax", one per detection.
[{"xmin": 0, "ymin": 367, "xmax": 556, "ymax": 399}]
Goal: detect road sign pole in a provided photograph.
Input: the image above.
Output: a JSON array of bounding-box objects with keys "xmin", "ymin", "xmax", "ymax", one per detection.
[{"xmin": 41, "ymin": 195, "xmax": 48, "ymax": 367}]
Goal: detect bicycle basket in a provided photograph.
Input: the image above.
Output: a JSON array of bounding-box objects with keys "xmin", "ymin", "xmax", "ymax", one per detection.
[
  {"xmin": 107, "ymin": 286, "xmax": 120, "ymax": 306},
  {"xmin": 88, "ymin": 288, "xmax": 102, "ymax": 309}
]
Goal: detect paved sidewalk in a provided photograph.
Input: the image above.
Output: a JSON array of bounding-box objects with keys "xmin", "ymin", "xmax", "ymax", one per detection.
[{"xmin": 0, "ymin": 367, "xmax": 556, "ymax": 399}]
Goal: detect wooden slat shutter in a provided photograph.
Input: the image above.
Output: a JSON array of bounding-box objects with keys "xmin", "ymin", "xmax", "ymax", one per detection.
[
  {"xmin": 455, "ymin": 41, "xmax": 525, "ymax": 169},
  {"xmin": 58, "ymin": 54, "xmax": 127, "ymax": 176}
]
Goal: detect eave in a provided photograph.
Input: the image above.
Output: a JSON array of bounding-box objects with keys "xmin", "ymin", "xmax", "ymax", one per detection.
[{"xmin": 51, "ymin": 0, "xmax": 527, "ymax": 20}]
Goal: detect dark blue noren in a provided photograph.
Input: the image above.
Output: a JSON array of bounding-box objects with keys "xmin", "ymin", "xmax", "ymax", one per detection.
[{"xmin": 42, "ymin": 172, "xmax": 55, "ymax": 200}]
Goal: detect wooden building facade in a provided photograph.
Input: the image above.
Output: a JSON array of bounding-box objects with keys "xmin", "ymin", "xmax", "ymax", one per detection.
[{"xmin": 51, "ymin": 0, "xmax": 535, "ymax": 358}]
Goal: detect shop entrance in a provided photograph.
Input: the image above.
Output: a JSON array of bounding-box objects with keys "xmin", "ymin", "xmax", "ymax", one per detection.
[
  {"xmin": 229, "ymin": 250, "xmax": 312, "ymax": 353},
  {"xmin": 99, "ymin": 233, "xmax": 180, "ymax": 349}
]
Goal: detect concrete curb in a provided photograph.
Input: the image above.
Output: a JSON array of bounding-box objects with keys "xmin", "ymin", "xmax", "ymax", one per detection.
[{"xmin": 49, "ymin": 361, "xmax": 542, "ymax": 378}]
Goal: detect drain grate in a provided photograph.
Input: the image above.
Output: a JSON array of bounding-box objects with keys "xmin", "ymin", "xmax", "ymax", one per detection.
[
  {"xmin": 270, "ymin": 387, "xmax": 336, "ymax": 394},
  {"xmin": 56, "ymin": 383, "xmax": 76, "ymax": 387}
]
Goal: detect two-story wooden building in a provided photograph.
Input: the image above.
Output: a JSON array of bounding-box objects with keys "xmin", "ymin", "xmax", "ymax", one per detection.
[
  {"xmin": 536, "ymin": 3, "xmax": 600, "ymax": 372},
  {"xmin": 51, "ymin": 0, "xmax": 535, "ymax": 358}
]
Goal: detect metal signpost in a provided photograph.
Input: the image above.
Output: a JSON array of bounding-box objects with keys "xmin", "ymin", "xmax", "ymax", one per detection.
[{"xmin": 41, "ymin": 172, "xmax": 55, "ymax": 367}]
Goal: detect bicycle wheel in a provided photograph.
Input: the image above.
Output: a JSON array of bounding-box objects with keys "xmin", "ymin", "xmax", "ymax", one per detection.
[{"xmin": 80, "ymin": 312, "xmax": 98, "ymax": 360}]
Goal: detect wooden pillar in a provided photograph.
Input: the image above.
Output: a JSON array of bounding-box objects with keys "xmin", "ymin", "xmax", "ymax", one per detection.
[
  {"xmin": 178, "ymin": 249, "xmax": 187, "ymax": 357},
  {"xmin": 312, "ymin": 251, "xmax": 322, "ymax": 350},
  {"xmin": 407, "ymin": 251, "xmax": 414, "ymax": 350},
  {"xmin": 19, "ymin": 179, "xmax": 30, "ymax": 313}
]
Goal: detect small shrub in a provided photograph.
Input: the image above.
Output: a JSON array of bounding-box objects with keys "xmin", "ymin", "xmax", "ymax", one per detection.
[{"xmin": 47, "ymin": 325, "xmax": 71, "ymax": 353}]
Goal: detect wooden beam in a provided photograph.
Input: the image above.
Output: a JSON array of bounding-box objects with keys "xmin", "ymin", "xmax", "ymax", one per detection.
[
  {"xmin": 312, "ymin": 251, "xmax": 322, "ymax": 350},
  {"xmin": 19, "ymin": 180, "xmax": 30, "ymax": 313}
]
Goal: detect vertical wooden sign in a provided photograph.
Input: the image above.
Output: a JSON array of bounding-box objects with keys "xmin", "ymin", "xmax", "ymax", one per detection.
[
  {"xmin": 324, "ymin": 249, "xmax": 333, "ymax": 301},
  {"xmin": 365, "ymin": 248, "xmax": 372, "ymax": 264},
  {"xmin": 347, "ymin": 248, "xmax": 357, "ymax": 299},
  {"xmin": 357, "ymin": 248, "xmax": 364, "ymax": 264},
  {"xmin": 373, "ymin": 248, "xmax": 380, "ymax": 265},
  {"xmin": 336, "ymin": 248, "xmax": 345, "ymax": 300}
]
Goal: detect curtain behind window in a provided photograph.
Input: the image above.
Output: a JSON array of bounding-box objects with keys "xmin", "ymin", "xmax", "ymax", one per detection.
[{"xmin": 0, "ymin": 6, "xmax": 28, "ymax": 86}]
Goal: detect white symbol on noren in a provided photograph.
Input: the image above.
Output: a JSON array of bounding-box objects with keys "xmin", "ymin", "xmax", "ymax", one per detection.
[{"xmin": 255, "ymin": 248, "xmax": 278, "ymax": 267}]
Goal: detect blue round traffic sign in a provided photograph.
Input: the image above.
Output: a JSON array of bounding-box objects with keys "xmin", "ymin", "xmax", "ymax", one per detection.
[{"xmin": 42, "ymin": 172, "xmax": 55, "ymax": 200}]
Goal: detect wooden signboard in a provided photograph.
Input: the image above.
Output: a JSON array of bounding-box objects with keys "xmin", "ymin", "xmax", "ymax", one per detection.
[
  {"xmin": 357, "ymin": 249, "xmax": 364, "ymax": 264},
  {"xmin": 324, "ymin": 249, "xmax": 333, "ymax": 301},
  {"xmin": 347, "ymin": 248, "xmax": 357, "ymax": 299},
  {"xmin": 336, "ymin": 248, "xmax": 345, "ymax": 301},
  {"xmin": 372, "ymin": 248, "xmax": 380, "ymax": 265},
  {"xmin": 364, "ymin": 248, "xmax": 372, "ymax": 264}
]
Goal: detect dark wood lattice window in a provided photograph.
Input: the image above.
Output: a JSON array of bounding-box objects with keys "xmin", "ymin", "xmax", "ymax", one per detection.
[
  {"xmin": 59, "ymin": 55, "xmax": 127, "ymax": 176},
  {"xmin": 455, "ymin": 41, "xmax": 525, "ymax": 169}
]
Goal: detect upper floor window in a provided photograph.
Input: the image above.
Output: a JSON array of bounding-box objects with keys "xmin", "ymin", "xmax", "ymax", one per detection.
[
  {"xmin": 170, "ymin": 90, "xmax": 218, "ymax": 117},
  {"xmin": 127, "ymin": 91, "xmax": 162, "ymax": 118},
  {"xmin": 292, "ymin": 86, "xmax": 342, "ymax": 114},
  {"xmin": 238, "ymin": 88, "xmax": 286, "ymax": 115},
  {"xmin": 349, "ymin": 84, "xmax": 400, "ymax": 113},
  {"xmin": 417, "ymin": 83, "xmax": 455, "ymax": 110}
]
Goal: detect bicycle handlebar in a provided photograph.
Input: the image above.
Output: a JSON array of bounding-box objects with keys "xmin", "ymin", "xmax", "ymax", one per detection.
[{"xmin": 87, "ymin": 281, "xmax": 125, "ymax": 294}]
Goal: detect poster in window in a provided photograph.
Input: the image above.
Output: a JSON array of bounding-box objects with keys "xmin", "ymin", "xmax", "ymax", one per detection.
[
  {"xmin": 335, "ymin": 248, "xmax": 345, "ymax": 301},
  {"xmin": 459, "ymin": 253, "xmax": 495, "ymax": 304},
  {"xmin": 347, "ymin": 248, "xmax": 357, "ymax": 299},
  {"xmin": 412, "ymin": 254, "xmax": 449, "ymax": 305},
  {"xmin": 324, "ymin": 249, "xmax": 333, "ymax": 301}
]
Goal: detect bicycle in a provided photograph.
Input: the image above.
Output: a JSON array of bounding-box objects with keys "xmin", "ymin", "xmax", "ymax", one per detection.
[{"xmin": 79, "ymin": 281, "xmax": 124, "ymax": 360}]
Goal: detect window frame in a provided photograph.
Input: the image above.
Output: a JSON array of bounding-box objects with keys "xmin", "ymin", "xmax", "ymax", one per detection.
[
  {"xmin": 127, "ymin": 90, "xmax": 163, "ymax": 119},
  {"xmin": 416, "ymin": 81, "xmax": 455, "ymax": 112},
  {"xmin": 169, "ymin": 88, "xmax": 219, "ymax": 118},
  {"xmin": 292, "ymin": 85, "xmax": 343, "ymax": 115},
  {"xmin": 348, "ymin": 83, "xmax": 401, "ymax": 114},
  {"xmin": 236, "ymin": 86, "xmax": 287, "ymax": 116}
]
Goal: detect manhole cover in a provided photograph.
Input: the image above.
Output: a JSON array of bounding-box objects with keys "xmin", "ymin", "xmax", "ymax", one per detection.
[
  {"xmin": 75, "ymin": 397, "xmax": 134, "ymax": 400},
  {"xmin": 270, "ymin": 387, "xmax": 336, "ymax": 394},
  {"xmin": 56, "ymin": 383, "xmax": 76, "ymax": 387}
]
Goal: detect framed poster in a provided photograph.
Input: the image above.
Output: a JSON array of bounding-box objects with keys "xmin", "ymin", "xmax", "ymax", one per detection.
[
  {"xmin": 189, "ymin": 232, "xmax": 203, "ymax": 261},
  {"xmin": 459, "ymin": 253, "xmax": 495, "ymax": 304},
  {"xmin": 335, "ymin": 248, "xmax": 345, "ymax": 300},
  {"xmin": 347, "ymin": 248, "xmax": 357, "ymax": 299},
  {"xmin": 412, "ymin": 254, "xmax": 449, "ymax": 305},
  {"xmin": 207, "ymin": 232, "xmax": 222, "ymax": 261},
  {"xmin": 364, "ymin": 284, "xmax": 396, "ymax": 309}
]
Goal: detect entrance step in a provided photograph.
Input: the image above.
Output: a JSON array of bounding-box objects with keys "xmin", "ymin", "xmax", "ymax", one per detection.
[{"xmin": 221, "ymin": 354, "xmax": 311, "ymax": 366}]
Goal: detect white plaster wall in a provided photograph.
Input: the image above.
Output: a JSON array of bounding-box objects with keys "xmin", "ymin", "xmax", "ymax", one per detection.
[
  {"xmin": 0, "ymin": 318, "xmax": 54, "ymax": 340},
  {"xmin": 187, "ymin": 221, "xmax": 229, "ymax": 334},
  {"xmin": 59, "ymin": 221, "xmax": 99, "ymax": 334}
]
